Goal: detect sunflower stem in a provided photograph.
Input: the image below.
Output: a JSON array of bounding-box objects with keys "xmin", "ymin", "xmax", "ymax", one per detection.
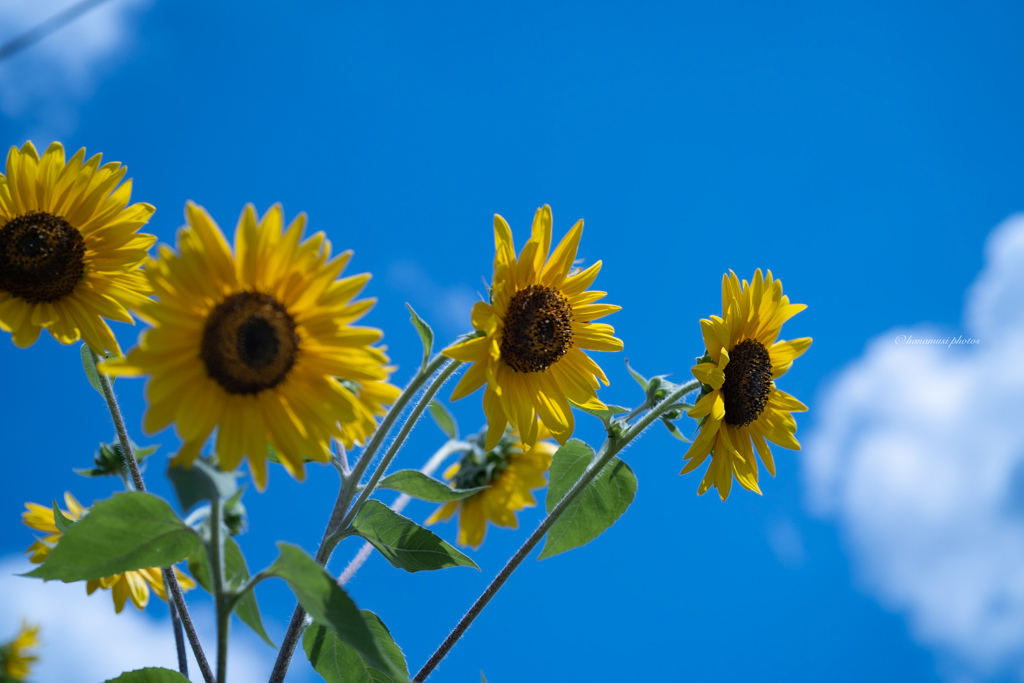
[
  {"xmin": 334, "ymin": 359, "xmax": 463, "ymax": 537},
  {"xmin": 210, "ymin": 497, "xmax": 229, "ymax": 683},
  {"xmin": 413, "ymin": 378, "xmax": 701, "ymax": 682},
  {"xmin": 166, "ymin": 577, "xmax": 189, "ymax": 678},
  {"xmin": 622, "ymin": 400, "xmax": 651, "ymax": 423},
  {"xmin": 90, "ymin": 348, "xmax": 214, "ymax": 683},
  {"xmin": 267, "ymin": 352, "xmax": 463, "ymax": 683}
]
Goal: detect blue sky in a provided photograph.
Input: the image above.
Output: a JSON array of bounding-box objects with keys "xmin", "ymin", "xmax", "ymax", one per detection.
[{"xmin": 2, "ymin": 1, "xmax": 1024, "ymax": 682}]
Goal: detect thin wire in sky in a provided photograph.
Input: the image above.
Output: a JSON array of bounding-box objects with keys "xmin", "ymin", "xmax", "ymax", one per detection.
[{"xmin": 0, "ymin": 0, "xmax": 117, "ymax": 62}]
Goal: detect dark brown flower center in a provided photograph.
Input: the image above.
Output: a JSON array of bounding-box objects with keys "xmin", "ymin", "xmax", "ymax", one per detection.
[
  {"xmin": 721, "ymin": 338, "xmax": 773, "ymax": 427},
  {"xmin": 500, "ymin": 284, "xmax": 573, "ymax": 373},
  {"xmin": 0, "ymin": 212, "xmax": 86, "ymax": 303},
  {"xmin": 200, "ymin": 291, "xmax": 299, "ymax": 395}
]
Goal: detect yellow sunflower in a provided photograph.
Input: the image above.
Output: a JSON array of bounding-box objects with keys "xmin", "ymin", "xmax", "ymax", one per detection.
[
  {"xmin": 0, "ymin": 622, "xmax": 40, "ymax": 681},
  {"xmin": 682, "ymin": 269, "xmax": 812, "ymax": 500},
  {"xmin": 427, "ymin": 425, "xmax": 556, "ymax": 548},
  {"xmin": 444, "ymin": 205, "xmax": 622, "ymax": 451},
  {"xmin": 22, "ymin": 492, "xmax": 195, "ymax": 614},
  {"xmin": 0, "ymin": 141, "xmax": 155, "ymax": 352},
  {"xmin": 105, "ymin": 202, "xmax": 400, "ymax": 489}
]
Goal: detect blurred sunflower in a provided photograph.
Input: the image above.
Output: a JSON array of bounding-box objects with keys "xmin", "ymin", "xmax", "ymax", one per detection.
[
  {"xmin": 0, "ymin": 141, "xmax": 155, "ymax": 352},
  {"xmin": 427, "ymin": 425, "xmax": 556, "ymax": 548},
  {"xmin": 682, "ymin": 270, "xmax": 812, "ymax": 500},
  {"xmin": 0, "ymin": 622, "xmax": 39, "ymax": 681},
  {"xmin": 22, "ymin": 492, "xmax": 195, "ymax": 613},
  {"xmin": 444, "ymin": 205, "xmax": 621, "ymax": 450},
  {"xmin": 105, "ymin": 202, "xmax": 399, "ymax": 489}
]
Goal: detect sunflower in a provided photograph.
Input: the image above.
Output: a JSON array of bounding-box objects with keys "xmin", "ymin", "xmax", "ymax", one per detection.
[
  {"xmin": 0, "ymin": 141, "xmax": 155, "ymax": 352},
  {"xmin": 444, "ymin": 205, "xmax": 622, "ymax": 451},
  {"xmin": 681, "ymin": 269, "xmax": 812, "ymax": 500},
  {"xmin": 0, "ymin": 622, "xmax": 39, "ymax": 681},
  {"xmin": 427, "ymin": 425, "xmax": 556, "ymax": 548},
  {"xmin": 22, "ymin": 492, "xmax": 195, "ymax": 614},
  {"xmin": 104, "ymin": 202, "xmax": 400, "ymax": 489}
]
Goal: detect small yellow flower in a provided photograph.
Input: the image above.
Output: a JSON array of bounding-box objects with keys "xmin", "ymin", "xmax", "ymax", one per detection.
[
  {"xmin": 0, "ymin": 141, "xmax": 155, "ymax": 352},
  {"xmin": 682, "ymin": 270, "xmax": 812, "ymax": 500},
  {"xmin": 444, "ymin": 205, "xmax": 622, "ymax": 451},
  {"xmin": 22, "ymin": 492, "xmax": 195, "ymax": 613},
  {"xmin": 105, "ymin": 202, "xmax": 400, "ymax": 489},
  {"xmin": 427, "ymin": 425, "xmax": 557, "ymax": 548},
  {"xmin": 1, "ymin": 622, "xmax": 40, "ymax": 681}
]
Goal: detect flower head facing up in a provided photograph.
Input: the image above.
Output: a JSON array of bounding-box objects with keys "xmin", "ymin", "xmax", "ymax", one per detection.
[
  {"xmin": 0, "ymin": 622, "xmax": 40, "ymax": 681},
  {"xmin": 443, "ymin": 205, "xmax": 622, "ymax": 450},
  {"xmin": 105, "ymin": 202, "xmax": 400, "ymax": 489},
  {"xmin": 427, "ymin": 425, "xmax": 556, "ymax": 548},
  {"xmin": 0, "ymin": 142, "xmax": 156, "ymax": 352},
  {"xmin": 682, "ymin": 270, "xmax": 812, "ymax": 500},
  {"xmin": 22, "ymin": 492, "xmax": 195, "ymax": 613}
]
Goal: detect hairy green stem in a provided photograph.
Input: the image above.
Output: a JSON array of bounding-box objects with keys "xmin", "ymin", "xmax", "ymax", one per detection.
[
  {"xmin": 267, "ymin": 353, "xmax": 461, "ymax": 683},
  {"xmin": 413, "ymin": 378, "xmax": 701, "ymax": 682},
  {"xmin": 334, "ymin": 359, "xmax": 462, "ymax": 538},
  {"xmin": 92, "ymin": 348, "xmax": 214, "ymax": 683},
  {"xmin": 210, "ymin": 497, "xmax": 229, "ymax": 683}
]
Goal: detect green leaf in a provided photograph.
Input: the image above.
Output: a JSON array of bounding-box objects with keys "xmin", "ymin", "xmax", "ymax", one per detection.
[
  {"xmin": 625, "ymin": 358, "xmax": 649, "ymax": 391},
  {"xmin": 481, "ymin": 673, "xmax": 489, "ymax": 683},
  {"xmin": 351, "ymin": 500, "xmax": 478, "ymax": 572},
  {"xmin": 265, "ymin": 543, "xmax": 401, "ymax": 679},
  {"xmin": 103, "ymin": 668, "xmax": 191, "ymax": 682},
  {"xmin": 52, "ymin": 501, "xmax": 75, "ymax": 533},
  {"xmin": 377, "ymin": 470, "xmax": 486, "ymax": 503},
  {"xmin": 81, "ymin": 343, "xmax": 104, "ymax": 394},
  {"xmin": 662, "ymin": 419, "xmax": 692, "ymax": 442},
  {"xmin": 303, "ymin": 610, "xmax": 409, "ymax": 683},
  {"xmin": 25, "ymin": 492, "xmax": 199, "ymax": 582},
  {"xmin": 406, "ymin": 303, "xmax": 434, "ymax": 374},
  {"xmin": 571, "ymin": 401, "xmax": 629, "ymax": 425},
  {"xmin": 188, "ymin": 537, "xmax": 274, "ymax": 647},
  {"xmin": 427, "ymin": 399, "xmax": 457, "ymax": 439},
  {"xmin": 167, "ymin": 458, "xmax": 238, "ymax": 513},
  {"xmin": 538, "ymin": 440, "xmax": 637, "ymax": 560}
]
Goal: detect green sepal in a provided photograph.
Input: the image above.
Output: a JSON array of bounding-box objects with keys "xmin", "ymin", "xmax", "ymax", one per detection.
[
  {"xmin": 167, "ymin": 458, "xmax": 238, "ymax": 513},
  {"xmin": 102, "ymin": 668, "xmax": 191, "ymax": 682},
  {"xmin": 351, "ymin": 500, "xmax": 478, "ymax": 572},
  {"xmin": 427, "ymin": 399, "xmax": 458, "ymax": 439},
  {"xmin": 264, "ymin": 543, "xmax": 402, "ymax": 679},
  {"xmin": 572, "ymin": 401, "xmax": 629, "ymax": 426},
  {"xmin": 24, "ymin": 492, "xmax": 199, "ymax": 582},
  {"xmin": 52, "ymin": 501, "xmax": 75, "ymax": 533},
  {"xmin": 266, "ymin": 443, "xmax": 316, "ymax": 465},
  {"xmin": 75, "ymin": 442, "xmax": 158, "ymax": 478},
  {"xmin": 539, "ymin": 440, "xmax": 637, "ymax": 560},
  {"xmin": 377, "ymin": 470, "xmax": 486, "ymax": 503},
  {"xmin": 223, "ymin": 485, "xmax": 248, "ymax": 537},
  {"xmin": 625, "ymin": 358, "xmax": 649, "ymax": 392},
  {"xmin": 80, "ymin": 343, "xmax": 107, "ymax": 395},
  {"xmin": 406, "ymin": 303, "xmax": 434, "ymax": 375},
  {"xmin": 303, "ymin": 610, "xmax": 409, "ymax": 683},
  {"xmin": 187, "ymin": 536, "xmax": 274, "ymax": 647}
]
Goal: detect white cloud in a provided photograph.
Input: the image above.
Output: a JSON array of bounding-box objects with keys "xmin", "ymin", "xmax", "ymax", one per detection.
[
  {"xmin": 387, "ymin": 259, "xmax": 479, "ymax": 334},
  {"xmin": 0, "ymin": 0, "xmax": 149, "ymax": 138},
  {"xmin": 0, "ymin": 555, "xmax": 278, "ymax": 683},
  {"xmin": 803, "ymin": 214, "xmax": 1024, "ymax": 680}
]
